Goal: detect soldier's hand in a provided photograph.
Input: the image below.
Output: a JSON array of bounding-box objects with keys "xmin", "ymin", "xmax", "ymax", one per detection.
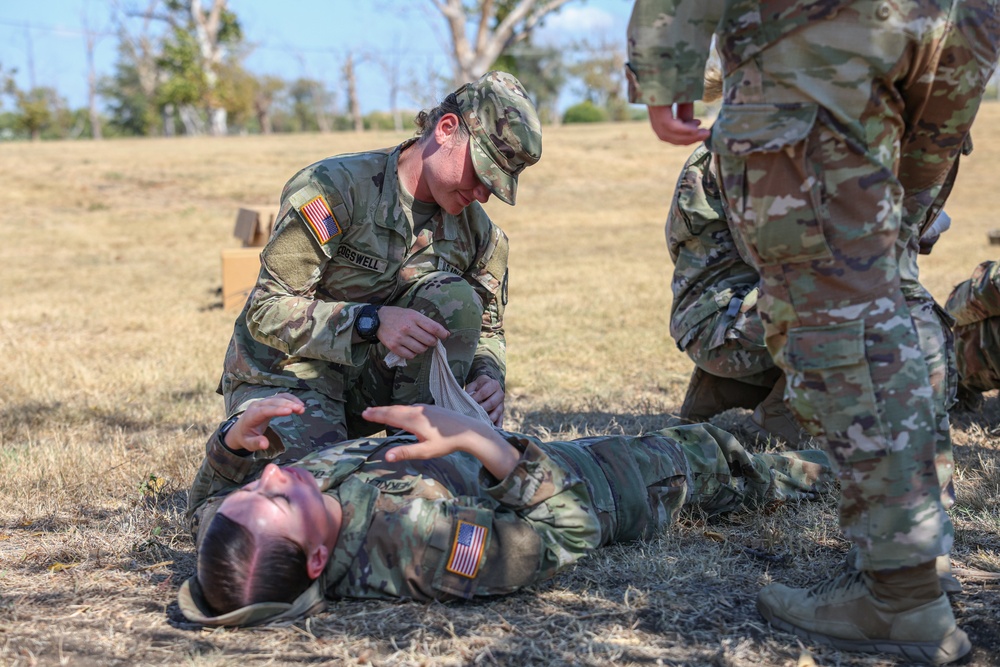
[
  {"xmin": 648, "ymin": 103, "xmax": 710, "ymax": 145},
  {"xmin": 465, "ymin": 375, "xmax": 505, "ymax": 427},
  {"xmin": 224, "ymin": 394, "xmax": 305, "ymax": 453},
  {"xmin": 377, "ymin": 306, "xmax": 449, "ymax": 359},
  {"xmin": 365, "ymin": 404, "xmax": 519, "ymax": 479}
]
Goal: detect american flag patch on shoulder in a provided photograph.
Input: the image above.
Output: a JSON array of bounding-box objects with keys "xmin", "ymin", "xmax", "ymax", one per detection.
[
  {"xmin": 299, "ymin": 195, "xmax": 342, "ymax": 244},
  {"xmin": 446, "ymin": 520, "xmax": 488, "ymax": 578}
]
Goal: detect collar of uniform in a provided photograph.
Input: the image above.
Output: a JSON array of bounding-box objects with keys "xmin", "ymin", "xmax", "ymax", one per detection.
[
  {"xmin": 323, "ymin": 476, "xmax": 380, "ymax": 590},
  {"xmin": 388, "ymin": 140, "xmax": 465, "ymax": 242}
]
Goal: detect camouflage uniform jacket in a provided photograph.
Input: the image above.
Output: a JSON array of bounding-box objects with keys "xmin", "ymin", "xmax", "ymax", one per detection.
[
  {"xmin": 188, "ymin": 429, "xmax": 612, "ymax": 602},
  {"xmin": 626, "ymin": 0, "xmax": 854, "ymax": 105},
  {"xmin": 667, "ymin": 144, "xmax": 760, "ymax": 351},
  {"xmin": 221, "ymin": 139, "xmax": 509, "ymax": 401}
]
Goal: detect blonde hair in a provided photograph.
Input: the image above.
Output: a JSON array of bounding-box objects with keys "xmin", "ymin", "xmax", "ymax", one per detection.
[{"xmin": 703, "ymin": 64, "xmax": 723, "ymax": 104}]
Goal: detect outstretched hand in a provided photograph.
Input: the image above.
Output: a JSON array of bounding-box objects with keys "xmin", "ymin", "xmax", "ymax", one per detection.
[
  {"xmin": 224, "ymin": 393, "xmax": 305, "ymax": 453},
  {"xmin": 647, "ymin": 103, "xmax": 710, "ymax": 145},
  {"xmin": 363, "ymin": 404, "xmax": 520, "ymax": 479}
]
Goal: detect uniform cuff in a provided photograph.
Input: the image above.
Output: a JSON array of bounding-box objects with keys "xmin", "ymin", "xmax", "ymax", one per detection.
[
  {"xmin": 205, "ymin": 424, "xmax": 283, "ymax": 483},
  {"xmin": 482, "ymin": 437, "xmax": 560, "ymax": 509}
]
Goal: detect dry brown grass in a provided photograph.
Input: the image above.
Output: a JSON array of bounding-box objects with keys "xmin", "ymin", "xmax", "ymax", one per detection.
[{"xmin": 2, "ymin": 108, "xmax": 1000, "ymax": 666}]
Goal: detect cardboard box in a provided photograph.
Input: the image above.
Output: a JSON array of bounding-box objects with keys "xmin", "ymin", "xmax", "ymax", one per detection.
[
  {"xmin": 221, "ymin": 247, "xmax": 263, "ymax": 310},
  {"xmin": 233, "ymin": 207, "xmax": 276, "ymax": 247}
]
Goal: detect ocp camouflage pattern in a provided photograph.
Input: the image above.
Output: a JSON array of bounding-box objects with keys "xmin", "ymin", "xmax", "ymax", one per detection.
[
  {"xmin": 947, "ymin": 260, "xmax": 1000, "ymax": 394},
  {"xmin": 187, "ymin": 421, "xmax": 834, "ymax": 602},
  {"xmin": 457, "ymin": 71, "xmax": 543, "ymax": 206},
  {"xmin": 220, "ymin": 139, "xmax": 509, "ymax": 437},
  {"xmin": 667, "ymin": 143, "xmax": 774, "ymax": 384},
  {"xmin": 629, "ymin": 0, "xmax": 998, "ymax": 569}
]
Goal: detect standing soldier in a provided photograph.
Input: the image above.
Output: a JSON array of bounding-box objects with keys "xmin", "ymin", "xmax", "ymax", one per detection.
[
  {"xmin": 219, "ymin": 71, "xmax": 541, "ymax": 465},
  {"xmin": 628, "ymin": 0, "xmax": 999, "ymax": 663}
]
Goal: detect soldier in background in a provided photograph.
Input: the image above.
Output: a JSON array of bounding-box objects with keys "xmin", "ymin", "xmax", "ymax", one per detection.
[
  {"xmin": 946, "ymin": 260, "xmax": 1000, "ymax": 411},
  {"xmin": 178, "ymin": 395, "xmax": 835, "ymax": 627},
  {"xmin": 218, "ymin": 71, "xmax": 541, "ymax": 465},
  {"xmin": 628, "ymin": 0, "xmax": 998, "ymax": 661}
]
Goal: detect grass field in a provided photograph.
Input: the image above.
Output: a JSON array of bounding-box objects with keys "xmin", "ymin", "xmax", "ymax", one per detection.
[{"xmin": 2, "ymin": 108, "xmax": 1000, "ymax": 666}]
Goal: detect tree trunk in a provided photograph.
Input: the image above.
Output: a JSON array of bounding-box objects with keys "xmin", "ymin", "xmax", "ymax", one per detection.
[
  {"xmin": 344, "ymin": 53, "xmax": 364, "ymax": 133},
  {"xmin": 162, "ymin": 103, "xmax": 176, "ymax": 137},
  {"xmin": 84, "ymin": 24, "xmax": 102, "ymax": 140}
]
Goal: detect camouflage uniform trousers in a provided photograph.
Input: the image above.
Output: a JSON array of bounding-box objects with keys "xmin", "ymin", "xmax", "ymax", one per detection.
[
  {"xmin": 947, "ymin": 260, "xmax": 1000, "ymax": 393},
  {"xmin": 225, "ymin": 270, "xmax": 487, "ymax": 464},
  {"xmin": 545, "ymin": 423, "xmax": 834, "ymax": 547},
  {"xmin": 710, "ymin": 0, "xmax": 998, "ymax": 570}
]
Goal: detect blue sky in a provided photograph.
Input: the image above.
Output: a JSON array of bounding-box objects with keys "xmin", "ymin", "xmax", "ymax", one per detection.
[{"xmin": 0, "ymin": 0, "xmax": 634, "ymax": 114}]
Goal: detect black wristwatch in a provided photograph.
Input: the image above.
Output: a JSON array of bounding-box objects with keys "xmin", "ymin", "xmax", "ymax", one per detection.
[
  {"xmin": 354, "ymin": 304, "xmax": 382, "ymax": 343},
  {"xmin": 218, "ymin": 413, "xmax": 245, "ymax": 454}
]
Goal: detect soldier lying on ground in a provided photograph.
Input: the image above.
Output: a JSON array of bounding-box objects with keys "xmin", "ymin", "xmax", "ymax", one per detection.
[
  {"xmin": 218, "ymin": 71, "xmax": 542, "ymax": 457},
  {"xmin": 177, "ymin": 395, "xmax": 835, "ymax": 627},
  {"xmin": 946, "ymin": 260, "xmax": 1000, "ymax": 410}
]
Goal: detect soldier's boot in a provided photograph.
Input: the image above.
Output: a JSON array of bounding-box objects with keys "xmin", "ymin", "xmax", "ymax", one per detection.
[
  {"xmin": 746, "ymin": 374, "xmax": 809, "ymax": 447},
  {"xmin": 678, "ymin": 367, "xmax": 772, "ymax": 422},
  {"xmin": 844, "ymin": 545, "xmax": 963, "ymax": 594},
  {"xmin": 757, "ymin": 561, "xmax": 970, "ymax": 665}
]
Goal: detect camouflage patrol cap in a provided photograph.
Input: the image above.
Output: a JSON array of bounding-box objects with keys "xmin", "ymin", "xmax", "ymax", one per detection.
[{"xmin": 455, "ymin": 71, "xmax": 542, "ymax": 206}]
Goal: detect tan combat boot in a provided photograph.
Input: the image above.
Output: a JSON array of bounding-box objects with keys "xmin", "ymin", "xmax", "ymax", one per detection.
[
  {"xmin": 678, "ymin": 367, "xmax": 772, "ymax": 422},
  {"xmin": 745, "ymin": 374, "xmax": 810, "ymax": 447},
  {"xmin": 757, "ymin": 561, "xmax": 971, "ymax": 664}
]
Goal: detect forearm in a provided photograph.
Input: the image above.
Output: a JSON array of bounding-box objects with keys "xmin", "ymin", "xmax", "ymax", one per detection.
[
  {"xmin": 245, "ymin": 271, "xmax": 368, "ymax": 367},
  {"xmin": 460, "ymin": 422, "xmax": 520, "ymax": 479}
]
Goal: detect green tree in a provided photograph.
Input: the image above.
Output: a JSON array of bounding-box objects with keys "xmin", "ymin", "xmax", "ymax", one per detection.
[
  {"xmin": 567, "ymin": 38, "xmax": 627, "ymax": 121},
  {"xmin": 562, "ymin": 100, "xmax": 607, "ymax": 123},
  {"xmin": 11, "ymin": 87, "xmax": 67, "ymax": 141}
]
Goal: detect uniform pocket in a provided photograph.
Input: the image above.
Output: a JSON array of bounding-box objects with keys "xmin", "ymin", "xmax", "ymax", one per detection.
[
  {"xmin": 711, "ymin": 104, "xmax": 833, "ymax": 266},
  {"xmin": 783, "ymin": 321, "xmax": 888, "ymax": 457}
]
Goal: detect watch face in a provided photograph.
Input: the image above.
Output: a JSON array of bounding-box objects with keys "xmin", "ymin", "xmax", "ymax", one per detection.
[{"xmin": 359, "ymin": 315, "xmax": 375, "ymax": 331}]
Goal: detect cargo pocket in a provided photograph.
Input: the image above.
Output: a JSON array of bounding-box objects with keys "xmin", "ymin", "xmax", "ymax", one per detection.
[
  {"xmin": 784, "ymin": 321, "xmax": 888, "ymax": 459},
  {"xmin": 710, "ymin": 104, "xmax": 833, "ymax": 266}
]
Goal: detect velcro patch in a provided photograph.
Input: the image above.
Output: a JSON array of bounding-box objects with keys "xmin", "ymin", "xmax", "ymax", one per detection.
[
  {"xmin": 336, "ymin": 244, "xmax": 387, "ymax": 273},
  {"xmin": 446, "ymin": 520, "xmax": 487, "ymax": 578},
  {"xmin": 299, "ymin": 195, "xmax": 342, "ymax": 244}
]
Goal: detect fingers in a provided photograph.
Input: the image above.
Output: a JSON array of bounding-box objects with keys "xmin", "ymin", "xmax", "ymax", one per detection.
[
  {"xmin": 647, "ymin": 104, "xmax": 710, "ymax": 145},
  {"xmin": 378, "ymin": 308, "xmax": 450, "ymax": 359},
  {"xmin": 362, "ymin": 404, "xmax": 426, "ymax": 434},
  {"xmin": 384, "ymin": 442, "xmax": 435, "ymax": 463},
  {"xmin": 466, "ymin": 376, "xmax": 503, "ymax": 406}
]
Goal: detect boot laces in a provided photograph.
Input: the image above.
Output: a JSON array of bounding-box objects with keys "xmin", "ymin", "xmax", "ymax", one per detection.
[{"xmin": 806, "ymin": 569, "xmax": 867, "ymax": 600}]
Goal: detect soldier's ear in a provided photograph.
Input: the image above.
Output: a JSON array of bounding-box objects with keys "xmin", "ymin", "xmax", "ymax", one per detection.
[
  {"xmin": 434, "ymin": 113, "xmax": 461, "ymax": 144},
  {"xmin": 306, "ymin": 544, "xmax": 329, "ymax": 580}
]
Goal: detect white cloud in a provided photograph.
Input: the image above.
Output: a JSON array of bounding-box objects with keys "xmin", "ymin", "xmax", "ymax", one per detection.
[{"xmin": 538, "ymin": 6, "xmax": 616, "ymax": 36}]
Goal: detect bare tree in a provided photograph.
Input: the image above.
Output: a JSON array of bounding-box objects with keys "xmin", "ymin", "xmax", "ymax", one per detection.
[
  {"xmin": 343, "ymin": 52, "xmax": 364, "ymax": 133},
  {"xmin": 81, "ymin": 4, "xmax": 106, "ymax": 140},
  {"xmin": 373, "ymin": 47, "xmax": 404, "ymax": 132},
  {"xmin": 430, "ymin": 0, "xmax": 576, "ymax": 84},
  {"xmin": 190, "ymin": 0, "xmax": 228, "ymax": 135}
]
